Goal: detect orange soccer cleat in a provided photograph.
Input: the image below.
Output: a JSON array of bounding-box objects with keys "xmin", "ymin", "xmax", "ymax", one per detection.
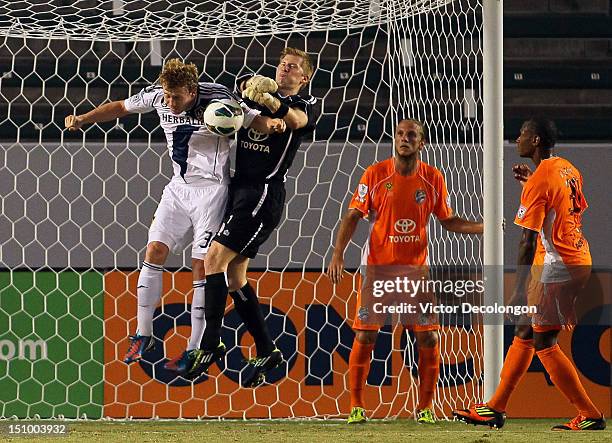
[
  {"xmin": 453, "ymin": 403, "xmax": 506, "ymax": 429},
  {"xmin": 552, "ymin": 415, "xmax": 606, "ymax": 431}
]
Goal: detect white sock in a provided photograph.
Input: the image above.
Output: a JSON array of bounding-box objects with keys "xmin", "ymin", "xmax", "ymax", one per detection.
[
  {"xmin": 136, "ymin": 261, "xmax": 163, "ymax": 337},
  {"xmin": 187, "ymin": 280, "xmax": 206, "ymax": 351}
]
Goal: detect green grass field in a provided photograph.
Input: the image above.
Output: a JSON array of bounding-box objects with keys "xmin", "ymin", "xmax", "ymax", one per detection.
[{"xmin": 3, "ymin": 419, "xmax": 611, "ymax": 442}]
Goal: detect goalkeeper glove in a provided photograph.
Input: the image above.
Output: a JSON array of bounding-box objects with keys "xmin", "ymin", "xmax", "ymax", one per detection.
[
  {"xmin": 245, "ymin": 75, "xmax": 278, "ymax": 93},
  {"xmin": 242, "ymin": 87, "xmax": 280, "ymax": 112}
]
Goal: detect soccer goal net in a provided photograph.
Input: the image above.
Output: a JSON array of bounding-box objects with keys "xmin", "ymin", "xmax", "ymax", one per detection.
[{"xmin": 0, "ymin": 0, "xmax": 484, "ymax": 419}]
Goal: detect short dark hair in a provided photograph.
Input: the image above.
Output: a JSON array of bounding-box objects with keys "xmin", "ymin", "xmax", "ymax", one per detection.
[
  {"xmin": 397, "ymin": 118, "xmax": 428, "ymax": 141},
  {"xmin": 524, "ymin": 118, "xmax": 557, "ymax": 148}
]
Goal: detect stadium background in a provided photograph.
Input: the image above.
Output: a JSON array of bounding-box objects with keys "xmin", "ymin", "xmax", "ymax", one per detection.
[{"xmin": 0, "ymin": 0, "xmax": 610, "ymax": 421}]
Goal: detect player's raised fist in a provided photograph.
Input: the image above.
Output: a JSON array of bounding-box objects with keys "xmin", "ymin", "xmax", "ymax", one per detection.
[
  {"xmin": 243, "ymin": 88, "xmax": 280, "ymax": 112},
  {"xmin": 246, "ymin": 75, "xmax": 278, "ymax": 93},
  {"xmin": 65, "ymin": 114, "xmax": 83, "ymax": 131},
  {"xmin": 242, "ymin": 86, "xmax": 263, "ymax": 103},
  {"xmin": 259, "ymin": 92, "xmax": 278, "ymax": 109},
  {"xmin": 270, "ymin": 118, "xmax": 286, "ymax": 133}
]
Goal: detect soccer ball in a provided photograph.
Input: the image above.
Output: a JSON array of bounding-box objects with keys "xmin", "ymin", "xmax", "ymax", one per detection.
[{"xmin": 203, "ymin": 98, "xmax": 244, "ymax": 136}]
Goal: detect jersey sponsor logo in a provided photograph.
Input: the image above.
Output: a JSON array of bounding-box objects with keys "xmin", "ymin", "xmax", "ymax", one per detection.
[
  {"xmin": 240, "ymin": 140, "xmax": 271, "ymax": 153},
  {"xmin": 385, "ymin": 182, "xmax": 393, "ymax": 191},
  {"xmin": 394, "ymin": 218, "xmax": 416, "ymax": 234},
  {"xmin": 389, "ymin": 218, "xmax": 420, "ymax": 243},
  {"xmin": 357, "ymin": 183, "xmax": 368, "ymax": 202},
  {"xmin": 517, "ymin": 205, "xmax": 527, "ymax": 219},
  {"xmin": 161, "ymin": 113, "xmax": 205, "ymax": 126},
  {"xmin": 415, "ymin": 189, "xmax": 426, "ymax": 204},
  {"xmin": 240, "ymin": 129, "xmax": 271, "ymax": 153},
  {"xmin": 247, "ymin": 128, "xmax": 270, "ymax": 142}
]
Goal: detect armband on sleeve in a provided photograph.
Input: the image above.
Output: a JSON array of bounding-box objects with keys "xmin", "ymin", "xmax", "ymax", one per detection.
[{"xmin": 273, "ymin": 102, "xmax": 290, "ymax": 118}]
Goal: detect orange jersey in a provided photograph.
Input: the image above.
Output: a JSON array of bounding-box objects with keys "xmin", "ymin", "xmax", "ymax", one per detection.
[
  {"xmin": 514, "ymin": 157, "xmax": 591, "ymax": 266},
  {"xmin": 349, "ymin": 158, "xmax": 453, "ymax": 266}
]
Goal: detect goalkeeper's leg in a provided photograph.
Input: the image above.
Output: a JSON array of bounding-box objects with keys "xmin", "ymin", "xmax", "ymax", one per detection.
[
  {"xmin": 228, "ymin": 256, "xmax": 282, "ymax": 387},
  {"xmin": 199, "ymin": 242, "xmax": 237, "ymax": 349}
]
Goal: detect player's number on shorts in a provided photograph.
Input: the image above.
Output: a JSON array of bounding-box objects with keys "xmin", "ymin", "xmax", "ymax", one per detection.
[{"xmin": 200, "ymin": 231, "xmax": 214, "ymax": 250}]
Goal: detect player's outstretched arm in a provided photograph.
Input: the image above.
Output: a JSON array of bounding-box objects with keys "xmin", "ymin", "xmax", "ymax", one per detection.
[
  {"xmin": 327, "ymin": 208, "xmax": 362, "ymax": 285},
  {"xmin": 242, "ymin": 88, "xmax": 308, "ymax": 130},
  {"xmin": 249, "ymin": 115, "xmax": 286, "ymax": 134},
  {"xmin": 439, "ymin": 215, "xmax": 483, "ymax": 234},
  {"xmin": 65, "ymin": 100, "xmax": 130, "ymax": 131}
]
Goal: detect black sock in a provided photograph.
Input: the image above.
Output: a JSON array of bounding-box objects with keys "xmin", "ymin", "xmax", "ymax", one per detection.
[
  {"xmin": 200, "ymin": 272, "xmax": 228, "ymax": 351},
  {"xmin": 230, "ymin": 282, "xmax": 275, "ymax": 356}
]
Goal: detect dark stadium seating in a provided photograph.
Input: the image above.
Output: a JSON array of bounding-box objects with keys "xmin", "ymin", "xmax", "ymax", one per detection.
[
  {"xmin": 1, "ymin": 1, "xmax": 612, "ymax": 141},
  {"xmin": 504, "ymin": 0, "xmax": 612, "ymax": 139}
]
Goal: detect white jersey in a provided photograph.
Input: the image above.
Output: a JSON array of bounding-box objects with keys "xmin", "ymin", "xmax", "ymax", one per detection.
[{"xmin": 124, "ymin": 82, "xmax": 259, "ymax": 185}]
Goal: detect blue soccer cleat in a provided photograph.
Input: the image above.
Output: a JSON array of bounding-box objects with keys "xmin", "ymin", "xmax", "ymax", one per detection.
[{"xmin": 123, "ymin": 334, "xmax": 155, "ymax": 364}]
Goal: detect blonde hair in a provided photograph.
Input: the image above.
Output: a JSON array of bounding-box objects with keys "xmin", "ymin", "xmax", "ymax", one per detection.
[
  {"xmin": 159, "ymin": 58, "xmax": 199, "ymax": 92},
  {"xmin": 280, "ymin": 47, "xmax": 314, "ymax": 80},
  {"xmin": 398, "ymin": 118, "xmax": 428, "ymax": 141}
]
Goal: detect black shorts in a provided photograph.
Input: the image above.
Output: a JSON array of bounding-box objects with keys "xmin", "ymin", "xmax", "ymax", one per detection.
[{"xmin": 214, "ymin": 181, "xmax": 285, "ymax": 259}]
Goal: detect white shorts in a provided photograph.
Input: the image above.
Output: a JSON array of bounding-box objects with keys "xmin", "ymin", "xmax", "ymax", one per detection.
[{"xmin": 148, "ymin": 180, "xmax": 228, "ymax": 259}]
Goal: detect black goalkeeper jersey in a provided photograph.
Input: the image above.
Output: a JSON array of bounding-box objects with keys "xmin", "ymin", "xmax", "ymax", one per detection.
[{"xmin": 234, "ymin": 85, "xmax": 318, "ymax": 184}]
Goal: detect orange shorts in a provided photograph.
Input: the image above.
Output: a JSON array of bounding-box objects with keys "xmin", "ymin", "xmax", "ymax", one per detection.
[
  {"xmin": 528, "ymin": 265, "xmax": 592, "ymax": 332},
  {"xmin": 352, "ymin": 267, "xmax": 439, "ymax": 332}
]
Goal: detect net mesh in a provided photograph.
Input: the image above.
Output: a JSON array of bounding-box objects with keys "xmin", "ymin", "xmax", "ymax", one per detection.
[
  {"xmin": 1, "ymin": 0, "xmax": 452, "ymax": 40},
  {"xmin": 0, "ymin": 0, "xmax": 484, "ymax": 419}
]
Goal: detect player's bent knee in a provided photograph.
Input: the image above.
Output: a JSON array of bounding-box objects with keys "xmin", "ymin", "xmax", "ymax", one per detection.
[
  {"xmin": 226, "ymin": 264, "xmax": 248, "ymax": 292},
  {"xmin": 355, "ymin": 329, "xmax": 377, "ymax": 345},
  {"xmin": 145, "ymin": 241, "xmax": 169, "ymax": 264},
  {"xmin": 227, "ymin": 278, "xmax": 248, "ymax": 293},
  {"xmin": 204, "ymin": 241, "xmax": 234, "ymax": 274},
  {"xmin": 203, "ymin": 250, "xmax": 221, "ymax": 272},
  {"xmin": 415, "ymin": 330, "xmax": 439, "ymax": 348}
]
